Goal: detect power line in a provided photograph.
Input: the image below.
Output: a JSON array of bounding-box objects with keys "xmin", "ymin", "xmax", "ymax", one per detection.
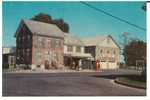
[{"xmin": 80, "ymin": 1, "xmax": 146, "ymax": 31}]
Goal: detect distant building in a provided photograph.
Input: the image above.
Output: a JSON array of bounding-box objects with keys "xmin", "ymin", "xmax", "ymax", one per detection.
[
  {"xmin": 2, "ymin": 47, "xmax": 16, "ymax": 69},
  {"xmin": 14, "ymin": 19, "xmax": 64, "ymax": 70},
  {"xmin": 83, "ymin": 35, "xmax": 120, "ymax": 69},
  {"xmin": 64, "ymin": 34, "xmax": 93, "ymax": 69}
]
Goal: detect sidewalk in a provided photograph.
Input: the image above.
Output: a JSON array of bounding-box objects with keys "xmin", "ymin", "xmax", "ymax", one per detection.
[{"xmin": 3, "ymin": 69, "xmax": 98, "ymax": 74}]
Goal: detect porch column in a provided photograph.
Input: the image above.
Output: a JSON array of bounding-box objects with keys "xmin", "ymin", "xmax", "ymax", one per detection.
[{"xmin": 79, "ymin": 59, "xmax": 82, "ymax": 70}]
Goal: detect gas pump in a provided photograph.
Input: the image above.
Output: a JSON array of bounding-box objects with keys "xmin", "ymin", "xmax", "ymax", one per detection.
[{"xmin": 96, "ymin": 60, "xmax": 100, "ymax": 71}]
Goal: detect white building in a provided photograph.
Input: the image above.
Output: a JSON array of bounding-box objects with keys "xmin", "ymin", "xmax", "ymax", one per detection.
[
  {"xmin": 83, "ymin": 35, "xmax": 120, "ymax": 69},
  {"xmin": 64, "ymin": 34, "xmax": 93, "ymax": 69}
]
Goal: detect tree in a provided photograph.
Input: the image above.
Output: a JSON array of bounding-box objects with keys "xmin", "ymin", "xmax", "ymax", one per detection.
[
  {"xmin": 31, "ymin": 13, "xmax": 53, "ymax": 24},
  {"xmin": 142, "ymin": 2, "xmax": 146, "ymax": 11},
  {"xmin": 52, "ymin": 18, "xmax": 69, "ymax": 33},
  {"xmin": 123, "ymin": 39, "xmax": 146, "ymax": 68},
  {"xmin": 31, "ymin": 13, "xmax": 69, "ymax": 33}
]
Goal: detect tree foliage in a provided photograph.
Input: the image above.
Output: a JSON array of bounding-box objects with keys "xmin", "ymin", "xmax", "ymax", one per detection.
[
  {"xmin": 31, "ymin": 13, "xmax": 69, "ymax": 33},
  {"xmin": 123, "ymin": 39, "xmax": 146, "ymax": 67}
]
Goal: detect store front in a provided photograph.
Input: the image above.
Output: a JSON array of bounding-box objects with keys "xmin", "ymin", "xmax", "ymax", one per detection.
[{"xmin": 64, "ymin": 53, "xmax": 93, "ymax": 70}]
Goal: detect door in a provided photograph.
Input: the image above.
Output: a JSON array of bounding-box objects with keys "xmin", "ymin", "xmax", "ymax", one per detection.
[{"xmin": 45, "ymin": 60, "xmax": 50, "ymax": 69}]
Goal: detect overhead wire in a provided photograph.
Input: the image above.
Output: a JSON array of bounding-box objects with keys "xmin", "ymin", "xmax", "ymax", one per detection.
[{"xmin": 80, "ymin": 1, "xmax": 146, "ymax": 31}]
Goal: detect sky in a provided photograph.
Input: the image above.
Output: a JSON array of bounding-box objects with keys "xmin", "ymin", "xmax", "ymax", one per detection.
[
  {"xmin": 3, "ymin": 1, "xmax": 146, "ymax": 47},
  {"xmin": 2, "ymin": 1, "xmax": 146, "ymax": 62}
]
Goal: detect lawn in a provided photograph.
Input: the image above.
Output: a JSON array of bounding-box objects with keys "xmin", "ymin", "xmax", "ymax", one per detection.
[{"xmin": 115, "ymin": 75, "xmax": 146, "ymax": 89}]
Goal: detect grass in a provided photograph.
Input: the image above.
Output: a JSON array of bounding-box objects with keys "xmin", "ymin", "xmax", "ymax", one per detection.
[{"xmin": 116, "ymin": 75, "xmax": 146, "ymax": 89}]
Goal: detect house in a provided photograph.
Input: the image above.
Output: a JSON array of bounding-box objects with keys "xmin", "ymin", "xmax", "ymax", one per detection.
[
  {"xmin": 83, "ymin": 35, "xmax": 120, "ymax": 70},
  {"xmin": 64, "ymin": 34, "xmax": 93, "ymax": 70},
  {"xmin": 14, "ymin": 19, "xmax": 64, "ymax": 70},
  {"xmin": 2, "ymin": 47, "xmax": 16, "ymax": 69}
]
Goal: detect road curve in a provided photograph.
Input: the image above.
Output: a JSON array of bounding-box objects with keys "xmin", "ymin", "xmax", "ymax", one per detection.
[{"xmin": 3, "ymin": 71, "xmax": 146, "ymax": 96}]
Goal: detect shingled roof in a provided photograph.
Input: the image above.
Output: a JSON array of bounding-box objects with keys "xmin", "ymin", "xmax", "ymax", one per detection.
[
  {"xmin": 83, "ymin": 35, "xmax": 120, "ymax": 49},
  {"xmin": 64, "ymin": 34, "xmax": 84, "ymax": 46},
  {"xmin": 83, "ymin": 35, "xmax": 107, "ymax": 46},
  {"xmin": 15, "ymin": 19, "xmax": 64, "ymax": 38}
]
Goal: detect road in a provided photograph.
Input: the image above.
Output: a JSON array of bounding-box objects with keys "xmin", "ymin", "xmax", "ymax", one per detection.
[{"xmin": 2, "ymin": 69, "xmax": 146, "ymax": 96}]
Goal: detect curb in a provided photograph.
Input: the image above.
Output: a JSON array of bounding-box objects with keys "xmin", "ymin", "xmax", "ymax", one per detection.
[
  {"xmin": 3, "ymin": 70, "xmax": 98, "ymax": 74},
  {"xmin": 114, "ymin": 78, "xmax": 146, "ymax": 89}
]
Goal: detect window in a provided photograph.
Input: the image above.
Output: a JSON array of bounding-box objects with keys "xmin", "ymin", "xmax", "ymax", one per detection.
[
  {"xmin": 27, "ymin": 35, "xmax": 30, "ymax": 40},
  {"xmin": 37, "ymin": 65, "xmax": 40, "ymax": 68},
  {"xmin": 51, "ymin": 39, "xmax": 56, "ymax": 48},
  {"xmin": 23, "ymin": 49, "xmax": 25, "ymax": 56},
  {"xmin": 50, "ymin": 39, "xmax": 61, "ymax": 49},
  {"xmin": 26, "ymin": 49, "xmax": 30, "ymax": 56},
  {"xmin": 18, "ymin": 37, "xmax": 21, "ymax": 42},
  {"xmin": 38, "ymin": 38, "xmax": 42, "ymax": 47},
  {"xmin": 55, "ymin": 53, "xmax": 59, "ymax": 62},
  {"xmin": 17, "ymin": 49, "xmax": 21, "ymax": 58},
  {"xmin": 41, "ymin": 38, "xmax": 45, "ymax": 48},
  {"xmin": 55, "ymin": 40, "xmax": 61, "ymax": 48},
  {"xmin": 107, "ymin": 38, "xmax": 110, "ymax": 44},
  {"xmin": 76, "ymin": 46, "xmax": 81, "ymax": 52},
  {"xmin": 22, "ymin": 36, "xmax": 25, "ymax": 43},
  {"xmin": 33, "ymin": 36, "xmax": 37, "ymax": 48},
  {"xmin": 44, "ymin": 51, "xmax": 49, "ymax": 60},
  {"xmin": 38, "ymin": 37, "xmax": 45, "ymax": 48},
  {"xmin": 19, "ymin": 49, "xmax": 22, "ymax": 56},
  {"xmin": 107, "ymin": 50, "xmax": 109, "ymax": 54},
  {"xmin": 21, "ymin": 49, "xmax": 25, "ymax": 62},
  {"xmin": 35, "ymin": 49, "xmax": 42, "ymax": 64},
  {"xmin": 47, "ymin": 39, "xmax": 51, "ymax": 48},
  {"xmin": 67, "ymin": 45, "xmax": 73, "ymax": 52},
  {"xmin": 113, "ymin": 50, "xmax": 116, "ymax": 54},
  {"xmin": 100, "ymin": 49, "xmax": 103, "ymax": 53}
]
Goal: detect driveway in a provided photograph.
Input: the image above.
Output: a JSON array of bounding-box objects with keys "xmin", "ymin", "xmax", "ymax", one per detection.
[{"xmin": 2, "ymin": 69, "xmax": 146, "ymax": 96}]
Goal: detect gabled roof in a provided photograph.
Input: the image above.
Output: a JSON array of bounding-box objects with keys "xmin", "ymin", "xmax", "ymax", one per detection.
[
  {"xmin": 15, "ymin": 19, "xmax": 64, "ymax": 38},
  {"xmin": 64, "ymin": 34, "xmax": 84, "ymax": 46},
  {"xmin": 83, "ymin": 35, "xmax": 107, "ymax": 46},
  {"xmin": 83, "ymin": 35, "xmax": 120, "ymax": 49}
]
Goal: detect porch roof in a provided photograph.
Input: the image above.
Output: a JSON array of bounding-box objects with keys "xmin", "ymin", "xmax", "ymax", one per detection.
[{"xmin": 64, "ymin": 53, "xmax": 93, "ymax": 59}]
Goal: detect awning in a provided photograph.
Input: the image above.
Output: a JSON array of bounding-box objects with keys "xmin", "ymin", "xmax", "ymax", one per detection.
[{"xmin": 64, "ymin": 53, "xmax": 93, "ymax": 59}]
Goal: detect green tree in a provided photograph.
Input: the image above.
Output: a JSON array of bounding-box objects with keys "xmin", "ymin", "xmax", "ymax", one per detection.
[
  {"xmin": 31, "ymin": 13, "xmax": 69, "ymax": 33},
  {"xmin": 52, "ymin": 19, "xmax": 69, "ymax": 33},
  {"xmin": 31, "ymin": 13, "xmax": 53, "ymax": 23},
  {"xmin": 123, "ymin": 39, "xmax": 146, "ymax": 68}
]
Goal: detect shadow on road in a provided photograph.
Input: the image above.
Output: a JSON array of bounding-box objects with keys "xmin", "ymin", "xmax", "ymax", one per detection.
[{"xmin": 92, "ymin": 74, "xmax": 146, "ymax": 82}]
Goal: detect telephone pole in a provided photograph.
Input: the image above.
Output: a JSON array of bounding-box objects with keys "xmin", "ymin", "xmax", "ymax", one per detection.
[{"xmin": 122, "ymin": 32, "xmax": 129, "ymax": 68}]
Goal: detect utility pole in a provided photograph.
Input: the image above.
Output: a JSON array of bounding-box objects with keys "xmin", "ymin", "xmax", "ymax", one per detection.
[
  {"xmin": 122, "ymin": 32, "xmax": 128, "ymax": 46},
  {"xmin": 122, "ymin": 32, "xmax": 129, "ymax": 68}
]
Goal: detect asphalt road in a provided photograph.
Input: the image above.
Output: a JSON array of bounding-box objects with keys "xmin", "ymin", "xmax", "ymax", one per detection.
[{"xmin": 2, "ymin": 69, "xmax": 146, "ymax": 96}]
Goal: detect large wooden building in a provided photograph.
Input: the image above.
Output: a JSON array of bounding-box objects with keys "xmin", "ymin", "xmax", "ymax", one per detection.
[
  {"xmin": 83, "ymin": 35, "xmax": 120, "ymax": 69},
  {"xmin": 64, "ymin": 34, "xmax": 93, "ymax": 69},
  {"xmin": 14, "ymin": 19, "xmax": 64, "ymax": 70}
]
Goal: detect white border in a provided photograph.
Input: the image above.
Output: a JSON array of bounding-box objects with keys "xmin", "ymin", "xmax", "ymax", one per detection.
[
  {"xmin": 1, "ymin": 0, "xmax": 148, "ymax": 1},
  {"xmin": 1, "ymin": 0, "xmax": 149, "ymax": 100},
  {"xmin": 1, "ymin": 0, "xmax": 2, "ymax": 98},
  {"xmin": 146, "ymin": 1, "xmax": 150, "ymax": 98}
]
